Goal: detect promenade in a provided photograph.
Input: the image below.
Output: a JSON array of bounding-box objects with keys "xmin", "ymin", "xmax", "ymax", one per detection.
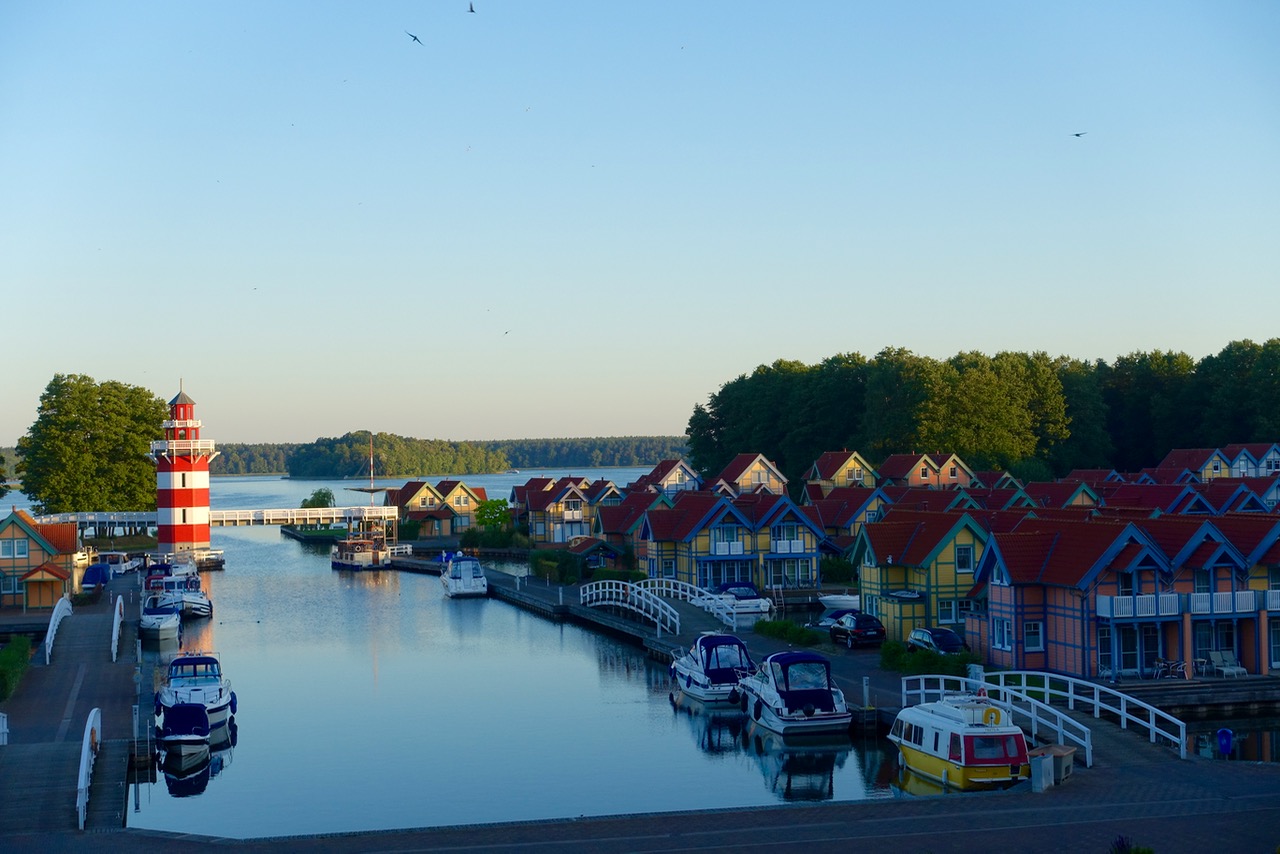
[{"xmin": 2, "ymin": 567, "xmax": 1279, "ymax": 852}]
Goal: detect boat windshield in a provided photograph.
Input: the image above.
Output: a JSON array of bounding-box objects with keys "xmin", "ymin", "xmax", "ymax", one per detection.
[
  {"xmin": 780, "ymin": 661, "xmax": 829, "ymax": 691},
  {"xmin": 964, "ymin": 734, "xmax": 1027, "ymax": 764},
  {"xmin": 704, "ymin": 643, "xmax": 750, "ymax": 670}
]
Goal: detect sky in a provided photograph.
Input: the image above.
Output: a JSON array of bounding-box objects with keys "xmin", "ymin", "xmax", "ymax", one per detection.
[{"xmin": 2, "ymin": 2, "xmax": 1277, "ymax": 446}]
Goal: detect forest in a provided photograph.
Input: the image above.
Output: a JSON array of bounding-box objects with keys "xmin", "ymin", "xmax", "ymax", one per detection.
[{"xmin": 685, "ymin": 340, "xmax": 1280, "ymax": 491}]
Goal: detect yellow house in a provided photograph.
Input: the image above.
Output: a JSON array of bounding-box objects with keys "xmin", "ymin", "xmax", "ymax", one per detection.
[
  {"xmin": 804, "ymin": 451, "xmax": 879, "ymax": 499},
  {"xmin": 854, "ymin": 509, "xmax": 989, "ymax": 642},
  {"xmin": 705, "ymin": 453, "xmax": 788, "ymax": 497},
  {"xmin": 1, "ymin": 510, "xmax": 75, "ymax": 611}
]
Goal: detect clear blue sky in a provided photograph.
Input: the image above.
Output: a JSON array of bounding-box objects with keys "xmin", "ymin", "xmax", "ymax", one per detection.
[{"xmin": 3, "ymin": 2, "xmax": 1277, "ymax": 445}]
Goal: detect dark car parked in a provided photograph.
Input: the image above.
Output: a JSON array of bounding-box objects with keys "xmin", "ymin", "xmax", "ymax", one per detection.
[
  {"xmin": 906, "ymin": 626, "xmax": 967, "ymax": 654},
  {"xmin": 829, "ymin": 612, "xmax": 886, "ymax": 648}
]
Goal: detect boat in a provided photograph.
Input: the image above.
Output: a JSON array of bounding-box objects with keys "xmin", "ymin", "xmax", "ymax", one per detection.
[
  {"xmin": 818, "ymin": 593, "xmax": 860, "ymax": 611},
  {"xmin": 145, "ymin": 563, "xmax": 212, "ymax": 618},
  {"xmin": 155, "ymin": 702, "xmax": 211, "ymax": 752},
  {"xmin": 736, "ymin": 651, "xmax": 852, "ymax": 735},
  {"xmin": 887, "ymin": 690, "xmax": 1030, "ymax": 790},
  {"xmin": 139, "ymin": 592, "xmax": 182, "ymax": 642},
  {"xmin": 670, "ymin": 632, "xmax": 756, "ymax": 703},
  {"xmin": 744, "ymin": 728, "xmax": 853, "ymax": 802},
  {"xmin": 96, "ymin": 550, "xmax": 142, "ymax": 575},
  {"xmin": 80, "ymin": 561, "xmax": 112, "ymax": 592},
  {"xmin": 709, "ymin": 582, "xmax": 774, "ymax": 615},
  {"xmin": 331, "ymin": 530, "xmax": 393, "ymax": 571},
  {"xmin": 155, "ymin": 651, "xmax": 236, "ymax": 730},
  {"xmin": 441, "ymin": 552, "xmax": 489, "ymax": 597}
]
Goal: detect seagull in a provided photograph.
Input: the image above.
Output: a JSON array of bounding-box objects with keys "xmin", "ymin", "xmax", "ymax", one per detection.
[
  {"xmin": 1071, "ymin": 132, "xmax": 1087, "ymax": 137},
  {"xmin": 405, "ymin": 30, "xmax": 423, "ymax": 45},
  {"xmin": 468, "ymin": 2, "xmax": 476, "ymax": 12}
]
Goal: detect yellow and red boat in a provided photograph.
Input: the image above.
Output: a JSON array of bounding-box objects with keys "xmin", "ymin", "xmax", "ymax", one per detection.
[{"xmin": 888, "ymin": 691, "xmax": 1030, "ymax": 790}]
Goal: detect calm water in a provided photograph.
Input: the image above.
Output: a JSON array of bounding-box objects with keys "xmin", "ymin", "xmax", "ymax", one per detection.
[{"xmin": 105, "ymin": 470, "xmax": 898, "ymax": 838}]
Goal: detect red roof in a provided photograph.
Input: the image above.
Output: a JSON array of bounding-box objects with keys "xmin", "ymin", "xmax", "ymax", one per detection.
[{"xmin": 1157, "ymin": 448, "xmax": 1222, "ymax": 471}]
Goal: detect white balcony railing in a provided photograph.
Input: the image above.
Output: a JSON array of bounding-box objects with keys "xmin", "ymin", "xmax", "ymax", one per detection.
[
  {"xmin": 772, "ymin": 539, "xmax": 805, "ymax": 554},
  {"xmin": 1269, "ymin": 589, "xmax": 1280, "ymax": 611},
  {"xmin": 562, "ymin": 510, "xmax": 583, "ymax": 522},
  {"xmin": 712, "ymin": 541, "xmax": 745, "ymax": 556}
]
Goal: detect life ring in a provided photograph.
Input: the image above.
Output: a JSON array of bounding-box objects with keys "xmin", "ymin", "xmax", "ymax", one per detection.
[
  {"xmin": 975, "ymin": 686, "xmax": 988, "ymax": 699},
  {"xmin": 983, "ymin": 707, "xmax": 1001, "ymax": 726}
]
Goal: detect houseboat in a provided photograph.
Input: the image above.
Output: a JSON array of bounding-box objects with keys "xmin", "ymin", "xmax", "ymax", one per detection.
[{"xmin": 887, "ymin": 691, "xmax": 1030, "ymax": 790}]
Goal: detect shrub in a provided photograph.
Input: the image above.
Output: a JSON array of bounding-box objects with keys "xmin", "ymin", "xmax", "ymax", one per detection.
[
  {"xmin": 0, "ymin": 635, "xmax": 33, "ymax": 701},
  {"xmin": 879, "ymin": 641, "xmax": 981, "ymax": 677},
  {"xmin": 819, "ymin": 556, "xmax": 858, "ymax": 586},
  {"xmin": 529, "ymin": 549, "xmax": 580, "ymax": 584},
  {"xmin": 589, "ymin": 568, "xmax": 647, "ymax": 584},
  {"xmin": 753, "ymin": 619, "xmax": 824, "ymax": 647}
]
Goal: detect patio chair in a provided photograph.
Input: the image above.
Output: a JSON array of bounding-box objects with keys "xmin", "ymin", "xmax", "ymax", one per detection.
[{"xmin": 1209, "ymin": 650, "xmax": 1246, "ymax": 678}]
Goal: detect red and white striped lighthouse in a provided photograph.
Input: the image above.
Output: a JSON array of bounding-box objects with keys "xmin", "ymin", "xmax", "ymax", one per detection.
[{"xmin": 150, "ymin": 387, "xmax": 219, "ymax": 560}]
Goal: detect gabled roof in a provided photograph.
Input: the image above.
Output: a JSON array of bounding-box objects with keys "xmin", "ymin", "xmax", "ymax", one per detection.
[
  {"xmin": 34, "ymin": 521, "xmax": 78, "ymax": 555},
  {"xmin": 972, "ymin": 470, "xmax": 1022, "ymax": 490},
  {"xmin": 1210, "ymin": 513, "xmax": 1280, "ymax": 566},
  {"xmin": 807, "ymin": 450, "xmax": 877, "ymax": 482},
  {"xmin": 510, "ymin": 477, "xmax": 555, "ymax": 506},
  {"xmin": 1063, "ymin": 469, "xmax": 1126, "ymax": 485},
  {"xmin": 1184, "ymin": 481, "xmax": 1268, "ymax": 514},
  {"xmin": 1022, "ymin": 481, "xmax": 1101, "ymax": 509},
  {"xmin": 1222, "ymin": 442, "xmax": 1279, "ymax": 460},
  {"xmin": 708, "ymin": 453, "xmax": 787, "ymax": 489},
  {"xmin": 22, "ymin": 561, "xmax": 70, "ymax": 582},
  {"xmin": 1138, "ymin": 467, "xmax": 1199, "ymax": 485},
  {"xmin": 641, "ymin": 492, "xmax": 742, "ymax": 543},
  {"xmin": 875, "ymin": 453, "xmax": 938, "ymax": 482},
  {"xmin": 861, "ymin": 511, "xmax": 988, "ymax": 568},
  {"xmin": 1157, "ymin": 448, "xmax": 1230, "ymax": 472},
  {"xmin": 1133, "ymin": 516, "xmax": 1246, "ymax": 573},
  {"xmin": 0, "ymin": 510, "xmax": 58, "ymax": 556},
  {"xmin": 435, "ymin": 479, "xmax": 487, "ymax": 503},
  {"xmin": 629, "ymin": 459, "xmax": 702, "ymax": 492},
  {"xmin": 391, "ymin": 480, "xmax": 441, "ymax": 508},
  {"xmin": 582, "ymin": 479, "xmax": 620, "ymax": 504},
  {"xmin": 803, "ymin": 486, "xmax": 886, "ymax": 529},
  {"xmin": 594, "ymin": 492, "xmax": 671, "ymax": 537},
  {"xmin": 881, "ymin": 486, "xmax": 976, "ymax": 512},
  {"xmin": 1098, "ymin": 483, "xmax": 1216, "ymax": 515},
  {"xmin": 963, "ymin": 487, "xmax": 1035, "ymax": 511},
  {"xmin": 567, "ymin": 537, "xmax": 622, "ymax": 558},
  {"xmin": 731, "ymin": 492, "xmax": 826, "ymax": 538},
  {"xmin": 980, "ymin": 519, "xmax": 1166, "ymax": 588}
]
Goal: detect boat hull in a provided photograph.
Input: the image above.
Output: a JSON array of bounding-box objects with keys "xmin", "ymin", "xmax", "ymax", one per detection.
[
  {"xmin": 738, "ymin": 686, "xmax": 852, "ymax": 736},
  {"xmin": 893, "ymin": 744, "xmax": 1030, "ymax": 790},
  {"xmin": 818, "ymin": 594, "xmax": 860, "ymax": 611},
  {"xmin": 140, "ymin": 615, "xmax": 181, "ymax": 642}
]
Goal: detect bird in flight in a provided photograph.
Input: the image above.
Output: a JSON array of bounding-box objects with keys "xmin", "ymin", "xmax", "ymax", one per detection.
[
  {"xmin": 406, "ymin": 30, "xmax": 423, "ymax": 45},
  {"xmin": 1071, "ymin": 132, "xmax": 1087, "ymax": 137},
  {"xmin": 468, "ymin": 2, "xmax": 476, "ymax": 12}
]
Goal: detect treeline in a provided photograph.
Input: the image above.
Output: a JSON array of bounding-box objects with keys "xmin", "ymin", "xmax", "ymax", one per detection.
[
  {"xmin": 478, "ymin": 437, "xmax": 688, "ymax": 469},
  {"xmin": 686, "ymin": 340, "xmax": 1280, "ymax": 490},
  {"xmin": 212, "ymin": 444, "xmax": 299, "ymax": 475},
  {"xmin": 288, "ymin": 432, "xmax": 510, "ymax": 478}
]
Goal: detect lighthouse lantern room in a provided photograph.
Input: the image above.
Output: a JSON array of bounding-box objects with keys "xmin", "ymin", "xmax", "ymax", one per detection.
[{"xmin": 150, "ymin": 388, "xmax": 224, "ymax": 569}]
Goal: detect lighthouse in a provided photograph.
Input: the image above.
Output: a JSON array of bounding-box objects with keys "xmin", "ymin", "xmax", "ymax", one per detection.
[{"xmin": 150, "ymin": 388, "xmax": 223, "ymax": 568}]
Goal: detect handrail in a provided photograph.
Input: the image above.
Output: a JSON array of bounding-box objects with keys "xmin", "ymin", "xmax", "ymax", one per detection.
[
  {"xmin": 0, "ymin": 711, "xmax": 9, "ymax": 746},
  {"xmin": 45, "ymin": 596, "xmax": 74, "ymax": 665},
  {"xmin": 636, "ymin": 577, "xmax": 740, "ymax": 629},
  {"xmin": 580, "ymin": 580, "xmax": 680, "ymax": 636},
  {"xmin": 110, "ymin": 595, "xmax": 125, "ymax": 662},
  {"xmin": 988, "ymin": 670, "xmax": 1187, "ymax": 759},
  {"xmin": 76, "ymin": 707, "xmax": 102, "ymax": 830},
  {"xmin": 902, "ymin": 674, "xmax": 1095, "ymax": 767}
]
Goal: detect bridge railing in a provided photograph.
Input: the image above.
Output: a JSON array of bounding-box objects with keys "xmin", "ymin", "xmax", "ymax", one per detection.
[
  {"xmin": 110, "ymin": 596, "xmax": 125, "ymax": 662},
  {"xmin": 0, "ymin": 712, "xmax": 8, "ymax": 746},
  {"xmin": 76, "ymin": 708, "xmax": 102, "ymax": 830},
  {"xmin": 635, "ymin": 577, "xmax": 739, "ymax": 628},
  {"xmin": 902, "ymin": 674, "xmax": 1095, "ymax": 767},
  {"xmin": 45, "ymin": 596, "xmax": 74, "ymax": 665},
  {"xmin": 581, "ymin": 580, "xmax": 680, "ymax": 636},
  {"xmin": 986, "ymin": 670, "xmax": 1186, "ymax": 759}
]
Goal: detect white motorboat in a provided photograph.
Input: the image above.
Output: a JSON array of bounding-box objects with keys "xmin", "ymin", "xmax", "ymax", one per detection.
[
  {"xmin": 670, "ymin": 632, "xmax": 756, "ymax": 703},
  {"xmin": 145, "ymin": 564, "xmax": 212, "ymax": 618},
  {"xmin": 155, "ymin": 651, "xmax": 236, "ymax": 730},
  {"xmin": 709, "ymin": 582, "xmax": 774, "ymax": 614},
  {"xmin": 441, "ymin": 552, "xmax": 488, "ymax": 598},
  {"xmin": 736, "ymin": 651, "xmax": 852, "ymax": 736},
  {"xmin": 818, "ymin": 593, "xmax": 860, "ymax": 611},
  {"xmin": 140, "ymin": 592, "xmax": 182, "ymax": 642},
  {"xmin": 96, "ymin": 550, "xmax": 142, "ymax": 575}
]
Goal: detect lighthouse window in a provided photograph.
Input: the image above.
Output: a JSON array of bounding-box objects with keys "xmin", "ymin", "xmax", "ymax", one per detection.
[
  {"xmin": 180, "ymin": 473, "xmax": 188, "ymax": 488},
  {"xmin": 178, "ymin": 429, "xmax": 186, "ymax": 439}
]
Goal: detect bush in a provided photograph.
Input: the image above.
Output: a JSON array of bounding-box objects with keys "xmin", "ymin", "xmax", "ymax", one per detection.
[
  {"xmin": 589, "ymin": 568, "xmax": 646, "ymax": 583},
  {"xmin": 819, "ymin": 556, "xmax": 858, "ymax": 586},
  {"xmin": 0, "ymin": 635, "xmax": 33, "ymax": 701},
  {"xmin": 879, "ymin": 640, "xmax": 981, "ymax": 677},
  {"xmin": 753, "ymin": 619, "xmax": 824, "ymax": 647},
  {"xmin": 529, "ymin": 549, "xmax": 580, "ymax": 584}
]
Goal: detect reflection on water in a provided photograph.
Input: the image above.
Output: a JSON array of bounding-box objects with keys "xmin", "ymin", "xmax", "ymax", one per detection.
[
  {"xmin": 158, "ymin": 718, "xmax": 238, "ymax": 798},
  {"xmin": 1192, "ymin": 719, "xmax": 1280, "ymax": 762}
]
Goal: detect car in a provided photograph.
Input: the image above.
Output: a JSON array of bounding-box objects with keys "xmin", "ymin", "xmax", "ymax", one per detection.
[
  {"xmin": 805, "ymin": 607, "xmax": 858, "ymax": 630},
  {"xmin": 906, "ymin": 626, "xmax": 968, "ymax": 654},
  {"xmin": 829, "ymin": 612, "xmax": 886, "ymax": 648}
]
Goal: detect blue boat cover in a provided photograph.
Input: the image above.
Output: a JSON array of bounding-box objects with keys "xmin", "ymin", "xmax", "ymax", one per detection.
[
  {"xmin": 765, "ymin": 651, "xmax": 837, "ymax": 712},
  {"xmin": 82, "ymin": 563, "xmax": 110, "ymax": 588},
  {"xmin": 159, "ymin": 703, "xmax": 211, "ymax": 741}
]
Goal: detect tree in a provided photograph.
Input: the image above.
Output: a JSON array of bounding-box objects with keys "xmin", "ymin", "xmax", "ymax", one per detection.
[
  {"xmin": 300, "ymin": 488, "xmax": 336, "ymax": 509},
  {"xmin": 475, "ymin": 498, "xmax": 510, "ymax": 530},
  {"xmin": 0, "ymin": 452, "xmax": 8, "ymax": 502},
  {"xmin": 16, "ymin": 374, "xmax": 167, "ymax": 514}
]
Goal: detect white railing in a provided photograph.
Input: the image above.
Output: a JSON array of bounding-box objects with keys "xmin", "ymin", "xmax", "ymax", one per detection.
[
  {"xmin": 45, "ymin": 596, "xmax": 74, "ymax": 665},
  {"xmin": 772, "ymin": 539, "xmax": 806, "ymax": 554},
  {"xmin": 1269, "ymin": 589, "xmax": 1280, "ymax": 611},
  {"xmin": 76, "ymin": 708, "xmax": 102, "ymax": 830},
  {"xmin": 110, "ymin": 596, "xmax": 125, "ymax": 662},
  {"xmin": 388, "ymin": 544, "xmax": 414, "ymax": 557},
  {"xmin": 902, "ymin": 674, "xmax": 1094, "ymax": 767},
  {"xmin": 562, "ymin": 509, "xmax": 583, "ymax": 522},
  {"xmin": 636, "ymin": 577, "xmax": 739, "ymax": 628},
  {"xmin": 35, "ymin": 505, "xmax": 400, "ymax": 528},
  {"xmin": 580, "ymin": 580, "xmax": 680, "ymax": 636},
  {"xmin": 712, "ymin": 541, "xmax": 745, "ymax": 556},
  {"xmin": 34, "ymin": 511, "xmax": 157, "ymax": 526},
  {"xmin": 987, "ymin": 670, "xmax": 1186, "ymax": 760},
  {"xmin": 0, "ymin": 711, "xmax": 8, "ymax": 746},
  {"xmin": 149, "ymin": 438, "xmax": 218, "ymax": 455},
  {"xmin": 1189, "ymin": 590, "xmax": 1257, "ymax": 615}
]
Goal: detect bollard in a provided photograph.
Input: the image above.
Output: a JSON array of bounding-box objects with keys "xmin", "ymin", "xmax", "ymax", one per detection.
[{"xmin": 863, "ymin": 676, "xmax": 870, "ymax": 709}]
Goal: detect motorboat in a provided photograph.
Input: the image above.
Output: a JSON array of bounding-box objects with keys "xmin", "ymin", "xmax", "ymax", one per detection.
[
  {"xmin": 145, "ymin": 564, "xmax": 212, "ymax": 618},
  {"xmin": 736, "ymin": 651, "xmax": 852, "ymax": 735},
  {"xmin": 670, "ymin": 632, "xmax": 756, "ymax": 703},
  {"xmin": 441, "ymin": 552, "xmax": 489, "ymax": 597},
  {"xmin": 80, "ymin": 562, "xmax": 111, "ymax": 592},
  {"xmin": 96, "ymin": 550, "xmax": 141, "ymax": 575},
  {"xmin": 156, "ymin": 651, "xmax": 236, "ymax": 730},
  {"xmin": 155, "ymin": 702, "xmax": 211, "ymax": 752},
  {"xmin": 331, "ymin": 531, "xmax": 393, "ymax": 571},
  {"xmin": 818, "ymin": 593, "xmax": 860, "ymax": 611},
  {"xmin": 709, "ymin": 582, "xmax": 774, "ymax": 615},
  {"xmin": 140, "ymin": 592, "xmax": 182, "ymax": 642},
  {"xmin": 887, "ymin": 690, "xmax": 1030, "ymax": 790}
]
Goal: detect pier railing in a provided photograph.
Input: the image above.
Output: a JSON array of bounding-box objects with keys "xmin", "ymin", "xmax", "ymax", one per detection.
[
  {"xmin": 902, "ymin": 674, "xmax": 1095, "ymax": 767},
  {"xmin": 76, "ymin": 708, "xmax": 102, "ymax": 830},
  {"xmin": 580, "ymin": 580, "xmax": 680, "ymax": 636},
  {"xmin": 987, "ymin": 670, "xmax": 1187, "ymax": 759},
  {"xmin": 636, "ymin": 578, "xmax": 739, "ymax": 628},
  {"xmin": 110, "ymin": 595, "xmax": 125, "ymax": 662},
  {"xmin": 45, "ymin": 596, "xmax": 73, "ymax": 664}
]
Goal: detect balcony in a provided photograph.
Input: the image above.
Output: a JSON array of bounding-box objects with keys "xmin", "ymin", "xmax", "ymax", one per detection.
[
  {"xmin": 1096, "ymin": 593, "xmax": 1180, "ymax": 619},
  {"xmin": 712, "ymin": 541, "xmax": 745, "ymax": 556},
  {"xmin": 772, "ymin": 539, "xmax": 806, "ymax": 555},
  {"xmin": 1097, "ymin": 590, "xmax": 1264, "ymax": 619},
  {"xmin": 1189, "ymin": 590, "xmax": 1257, "ymax": 615},
  {"xmin": 562, "ymin": 509, "xmax": 583, "ymax": 522}
]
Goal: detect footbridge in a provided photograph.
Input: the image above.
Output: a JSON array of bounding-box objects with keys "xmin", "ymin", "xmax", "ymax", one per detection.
[{"xmin": 34, "ymin": 506, "xmax": 399, "ymax": 532}]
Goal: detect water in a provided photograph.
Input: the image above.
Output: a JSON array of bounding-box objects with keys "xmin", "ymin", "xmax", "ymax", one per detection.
[{"xmin": 109, "ymin": 470, "xmax": 897, "ymax": 838}]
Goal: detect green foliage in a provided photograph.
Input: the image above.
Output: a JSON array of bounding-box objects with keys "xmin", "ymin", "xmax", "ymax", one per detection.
[
  {"xmin": 529, "ymin": 549, "xmax": 579, "ymax": 584},
  {"xmin": 213, "ymin": 443, "xmax": 297, "ymax": 474},
  {"xmin": 820, "ymin": 556, "xmax": 857, "ymax": 585},
  {"xmin": 17, "ymin": 374, "xmax": 167, "ymax": 513},
  {"xmin": 300, "ymin": 488, "xmax": 336, "ymax": 509},
  {"xmin": 288, "ymin": 431, "xmax": 510, "ymax": 478},
  {"xmin": 879, "ymin": 641, "xmax": 980, "ymax": 677},
  {"xmin": 1108, "ymin": 835, "xmax": 1155, "ymax": 854},
  {"xmin": 589, "ymin": 568, "xmax": 647, "ymax": 583},
  {"xmin": 0, "ymin": 450, "xmax": 8, "ymax": 502},
  {"xmin": 0, "ymin": 635, "xmax": 32, "ymax": 701},
  {"xmin": 752, "ymin": 619, "xmax": 824, "ymax": 646},
  {"xmin": 475, "ymin": 498, "xmax": 509, "ymax": 530},
  {"xmin": 479, "ymin": 436, "xmax": 687, "ymax": 469},
  {"xmin": 459, "ymin": 527, "xmax": 517, "ymax": 548},
  {"xmin": 685, "ymin": 339, "xmax": 1280, "ymax": 481}
]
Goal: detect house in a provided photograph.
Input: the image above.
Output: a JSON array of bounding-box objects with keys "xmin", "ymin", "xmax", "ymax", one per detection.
[
  {"xmin": 628, "ymin": 459, "xmax": 702, "ymax": 495},
  {"xmin": 525, "ymin": 477, "xmax": 593, "ymax": 545},
  {"xmin": 391, "ymin": 479, "xmax": 487, "ymax": 538},
  {"xmin": 804, "ymin": 451, "xmax": 879, "ymax": 498},
  {"xmin": 1186, "ymin": 481, "xmax": 1270, "ymax": 515},
  {"xmin": 801, "ymin": 485, "xmax": 889, "ymax": 556},
  {"xmin": 962, "ymin": 486, "xmax": 1038, "ymax": 511},
  {"xmin": 0, "ymin": 509, "xmax": 75, "ymax": 610},
  {"xmin": 1021, "ymin": 481, "xmax": 1101, "ymax": 510},
  {"xmin": 640, "ymin": 492, "xmax": 757, "ymax": 588},
  {"xmin": 592, "ymin": 490, "xmax": 672, "ymax": 563},
  {"xmin": 875, "ymin": 453, "xmax": 943, "ymax": 489},
  {"xmin": 1063, "ymin": 469, "xmax": 1127, "ymax": 485},
  {"xmin": 1096, "ymin": 483, "xmax": 1216, "ymax": 516},
  {"xmin": 1222, "ymin": 443, "xmax": 1280, "ymax": 478},
  {"xmin": 926, "ymin": 453, "xmax": 978, "ymax": 489},
  {"xmin": 732, "ymin": 492, "xmax": 826, "ymax": 590},
  {"xmin": 880, "ymin": 486, "xmax": 979, "ymax": 513},
  {"xmin": 703, "ymin": 453, "xmax": 788, "ymax": 497},
  {"xmin": 973, "ymin": 470, "xmax": 1023, "ymax": 490},
  {"xmin": 854, "ymin": 510, "xmax": 989, "ymax": 642},
  {"xmin": 1157, "ymin": 448, "xmax": 1233, "ymax": 482}
]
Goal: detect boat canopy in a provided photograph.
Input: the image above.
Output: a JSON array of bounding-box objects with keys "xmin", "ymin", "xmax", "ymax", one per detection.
[
  {"xmin": 696, "ymin": 635, "xmax": 754, "ymax": 682},
  {"xmin": 766, "ymin": 652, "xmax": 837, "ymax": 712}
]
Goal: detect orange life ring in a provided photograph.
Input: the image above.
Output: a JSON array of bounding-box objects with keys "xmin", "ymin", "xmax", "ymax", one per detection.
[{"xmin": 982, "ymin": 707, "xmax": 1001, "ymax": 726}]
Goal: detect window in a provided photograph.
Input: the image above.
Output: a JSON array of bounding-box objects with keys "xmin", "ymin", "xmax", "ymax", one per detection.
[
  {"xmin": 955, "ymin": 545, "xmax": 973, "ymax": 573},
  {"xmin": 713, "ymin": 525, "xmax": 738, "ymax": 544},
  {"xmin": 1195, "ymin": 569, "xmax": 1211, "ymax": 594},
  {"xmin": 0, "ymin": 571, "xmax": 16, "ymax": 594},
  {"xmin": 1024, "ymin": 621, "xmax": 1044, "ymax": 652},
  {"xmin": 674, "ymin": 469, "xmax": 686, "ymax": 484},
  {"xmin": 772, "ymin": 522, "xmax": 798, "ymax": 542},
  {"xmin": 1, "ymin": 540, "xmax": 29, "ymax": 560},
  {"xmin": 992, "ymin": 618, "xmax": 1012, "ymax": 650},
  {"xmin": 1117, "ymin": 572, "xmax": 1134, "ymax": 596},
  {"xmin": 849, "ymin": 466, "xmax": 863, "ymax": 483},
  {"xmin": 863, "ymin": 549, "xmax": 875, "ymax": 567},
  {"xmin": 958, "ymin": 599, "xmax": 976, "ymax": 620},
  {"xmin": 920, "ymin": 466, "xmax": 929, "ymax": 480},
  {"xmin": 949, "ymin": 465, "xmax": 958, "ymax": 479},
  {"xmin": 1212, "ymin": 460, "xmax": 1221, "ymax": 474},
  {"xmin": 938, "ymin": 600, "xmax": 956, "ymax": 624},
  {"xmin": 865, "ymin": 509, "xmax": 881, "ymax": 523},
  {"xmin": 662, "ymin": 559, "xmax": 676, "ymax": 579},
  {"xmin": 454, "ymin": 517, "xmax": 470, "ymax": 531},
  {"xmin": 753, "ymin": 470, "xmax": 766, "ymax": 484},
  {"xmin": 1098, "ymin": 626, "xmax": 1113, "ymax": 675}
]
